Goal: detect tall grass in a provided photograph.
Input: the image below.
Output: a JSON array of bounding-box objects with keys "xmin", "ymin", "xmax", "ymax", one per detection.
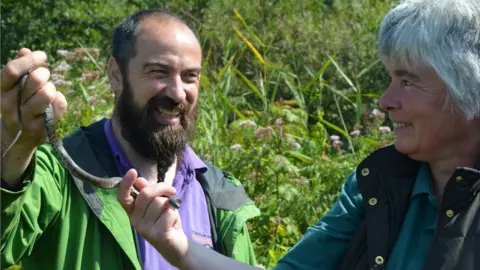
[{"xmin": 3, "ymin": 0, "xmax": 398, "ymax": 269}]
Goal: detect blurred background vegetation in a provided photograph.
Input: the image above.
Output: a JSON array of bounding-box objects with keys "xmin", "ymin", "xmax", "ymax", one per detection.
[{"xmin": 2, "ymin": 0, "xmax": 398, "ymax": 268}]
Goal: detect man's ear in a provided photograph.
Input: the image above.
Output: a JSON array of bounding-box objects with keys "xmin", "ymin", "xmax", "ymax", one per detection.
[{"xmin": 108, "ymin": 57, "xmax": 123, "ymax": 98}]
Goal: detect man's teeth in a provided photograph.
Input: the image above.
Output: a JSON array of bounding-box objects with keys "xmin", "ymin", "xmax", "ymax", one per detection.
[
  {"xmin": 394, "ymin": 122, "xmax": 412, "ymax": 128},
  {"xmin": 156, "ymin": 108, "xmax": 179, "ymax": 117}
]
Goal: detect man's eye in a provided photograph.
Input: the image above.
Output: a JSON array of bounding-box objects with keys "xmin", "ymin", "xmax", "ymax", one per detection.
[
  {"xmin": 183, "ymin": 73, "xmax": 199, "ymax": 81},
  {"xmin": 150, "ymin": 69, "xmax": 167, "ymax": 76}
]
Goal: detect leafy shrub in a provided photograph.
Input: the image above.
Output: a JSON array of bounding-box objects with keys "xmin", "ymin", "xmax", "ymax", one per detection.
[{"xmin": 2, "ymin": 0, "xmax": 398, "ymax": 268}]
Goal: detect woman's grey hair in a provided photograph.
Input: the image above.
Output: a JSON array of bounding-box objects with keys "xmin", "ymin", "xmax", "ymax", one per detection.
[{"xmin": 377, "ymin": 0, "xmax": 480, "ymax": 120}]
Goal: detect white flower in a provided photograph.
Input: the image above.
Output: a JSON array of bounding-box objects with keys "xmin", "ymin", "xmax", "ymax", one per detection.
[
  {"xmin": 56, "ymin": 50, "xmax": 70, "ymax": 57},
  {"xmin": 230, "ymin": 144, "xmax": 242, "ymax": 151},
  {"xmin": 239, "ymin": 120, "xmax": 256, "ymax": 127},
  {"xmin": 52, "ymin": 61, "xmax": 71, "ymax": 73},
  {"xmin": 333, "ymin": 140, "xmax": 343, "ymax": 148},
  {"xmin": 289, "ymin": 141, "xmax": 301, "ymax": 149},
  {"xmin": 350, "ymin": 130, "xmax": 361, "ymax": 136},
  {"xmin": 370, "ymin": 108, "xmax": 385, "ymax": 120},
  {"xmin": 57, "ymin": 50, "xmax": 77, "ymax": 60},
  {"xmin": 50, "ymin": 73, "xmax": 65, "ymax": 82},
  {"xmin": 53, "ymin": 79, "xmax": 73, "ymax": 87},
  {"xmin": 254, "ymin": 127, "xmax": 274, "ymax": 141},
  {"xmin": 329, "ymin": 135, "xmax": 340, "ymax": 141},
  {"xmin": 379, "ymin": 126, "xmax": 391, "ymax": 134}
]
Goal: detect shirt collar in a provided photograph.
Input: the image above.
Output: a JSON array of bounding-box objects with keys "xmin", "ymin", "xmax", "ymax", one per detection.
[
  {"xmin": 411, "ymin": 162, "xmax": 437, "ymax": 206},
  {"xmin": 181, "ymin": 144, "xmax": 208, "ymax": 173},
  {"xmin": 104, "ymin": 118, "xmax": 134, "ymax": 176}
]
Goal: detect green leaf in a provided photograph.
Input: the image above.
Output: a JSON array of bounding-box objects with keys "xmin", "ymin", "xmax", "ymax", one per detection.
[
  {"xmin": 234, "ymin": 68, "xmax": 266, "ymax": 102},
  {"xmin": 328, "ymin": 55, "xmax": 358, "ymax": 92},
  {"xmin": 287, "ymin": 151, "xmax": 313, "ymax": 163}
]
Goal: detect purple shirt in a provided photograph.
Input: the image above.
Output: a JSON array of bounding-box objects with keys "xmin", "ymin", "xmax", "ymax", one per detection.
[{"xmin": 103, "ymin": 119, "xmax": 213, "ymax": 269}]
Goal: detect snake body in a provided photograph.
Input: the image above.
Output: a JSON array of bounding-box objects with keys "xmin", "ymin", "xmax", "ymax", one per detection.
[
  {"xmin": 44, "ymin": 104, "xmax": 124, "ymax": 188},
  {"xmin": 4, "ymin": 74, "xmax": 181, "ymax": 209}
]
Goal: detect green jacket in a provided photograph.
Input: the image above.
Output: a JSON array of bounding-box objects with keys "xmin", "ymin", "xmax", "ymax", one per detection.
[{"xmin": 1, "ymin": 119, "xmax": 260, "ymax": 270}]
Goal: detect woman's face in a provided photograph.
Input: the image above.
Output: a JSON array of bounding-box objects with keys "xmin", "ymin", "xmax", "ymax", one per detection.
[{"xmin": 379, "ymin": 62, "xmax": 478, "ymax": 162}]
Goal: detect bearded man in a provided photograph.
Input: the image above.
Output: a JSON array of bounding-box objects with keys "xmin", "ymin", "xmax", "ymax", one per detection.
[{"xmin": 0, "ymin": 8, "xmax": 259, "ymax": 270}]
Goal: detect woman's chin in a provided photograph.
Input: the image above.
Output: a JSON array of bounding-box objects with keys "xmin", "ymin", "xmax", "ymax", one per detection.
[{"xmin": 393, "ymin": 139, "xmax": 414, "ymax": 155}]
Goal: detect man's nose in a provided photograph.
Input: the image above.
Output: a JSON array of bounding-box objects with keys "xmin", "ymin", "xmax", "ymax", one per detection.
[{"xmin": 165, "ymin": 76, "xmax": 187, "ymax": 103}]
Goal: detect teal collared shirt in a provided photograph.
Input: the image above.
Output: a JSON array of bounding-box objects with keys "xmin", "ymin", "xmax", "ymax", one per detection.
[
  {"xmin": 274, "ymin": 163, "xmax": 438, "ymax": 269},
  {"xmin": 386, "ymin": 163, "xmax": 438, "ymax": 269}
]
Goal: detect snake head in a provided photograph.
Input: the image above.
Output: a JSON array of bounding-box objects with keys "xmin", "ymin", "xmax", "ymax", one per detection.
[
  {"xmin": 130, "ymin": 187, "xmax": 181, "ymax": 209},
  {"xmin": 168, "ymin": 197, "xmax": 182, "ymax": 209}
]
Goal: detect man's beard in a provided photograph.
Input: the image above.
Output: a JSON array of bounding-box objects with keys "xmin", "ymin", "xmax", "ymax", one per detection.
[{"xmin": 115, "ymin": 78, "xmax": 197, "ymax": 182}]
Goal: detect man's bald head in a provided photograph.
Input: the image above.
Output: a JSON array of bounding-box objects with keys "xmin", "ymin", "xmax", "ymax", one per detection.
[{"xmin": 111, "ymin": 8, "xmax": 200, "ymax": 75}]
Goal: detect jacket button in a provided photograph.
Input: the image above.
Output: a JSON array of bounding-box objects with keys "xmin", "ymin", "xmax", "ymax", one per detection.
[
  {"xmin": 375, "ymin": 256, "xmax": 384, "ymax": 265},
  {"xmin": 456, "ymin": 176, "xmax": 463, "ymax": 182},
  {"xmin": 361, "ymin": 168, "xmax": 370, "ymax": 176},
  {"xmin": 446, "ymin": 209, "xmax": 454, "ymax": 217},
  {"xmin": 368, "ymin": 198, "xmax": 378, "ymax": 206}
]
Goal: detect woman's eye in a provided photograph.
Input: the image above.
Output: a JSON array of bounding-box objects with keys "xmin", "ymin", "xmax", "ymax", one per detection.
[{"xmin": 402, "ymin": 80, "xmax": 413, "ymax": 86}]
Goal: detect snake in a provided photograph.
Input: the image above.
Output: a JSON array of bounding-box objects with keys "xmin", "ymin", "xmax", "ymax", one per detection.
[{"xmin": 3, "ymin": 73, "xmax": 181, "ymax": 209}]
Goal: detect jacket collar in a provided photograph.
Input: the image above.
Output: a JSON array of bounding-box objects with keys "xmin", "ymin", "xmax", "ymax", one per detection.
[
  {"xmin": 62, "ymin": 118, "xmax": 141, "ymax": 269},
  {"xmin": 358, "ymin": 145, "xmax": 480, "ymax": 212}
]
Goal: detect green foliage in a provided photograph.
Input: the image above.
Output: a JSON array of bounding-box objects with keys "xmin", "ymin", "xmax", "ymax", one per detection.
[{"xmin": 2, "ymin": 0, "xmax": 399, "ymax": 269}]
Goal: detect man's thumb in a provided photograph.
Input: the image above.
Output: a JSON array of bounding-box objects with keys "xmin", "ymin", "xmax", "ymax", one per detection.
[{"xmin": 117, "ymin": 168, "xmax": 138, "ymax": 214}]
